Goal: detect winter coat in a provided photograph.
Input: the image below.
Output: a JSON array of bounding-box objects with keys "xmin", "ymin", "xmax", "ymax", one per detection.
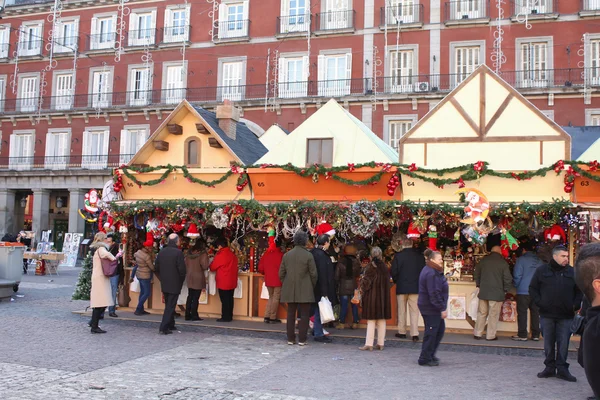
[
  {"xmin": 583, "ymin": 305, "xmax": 600, "ymax": 399},
  {"xmin": 418, "ymin": 261, "xmax": 449, "ymax": 316},
  {"xmin": 311, "ymin": 247, "xmax": 338, "ymax": 305},
  {"xmin": 258, "ymin": 248, "xmax": 284, "ymax": 287},
  {"xmin": 279, "ymin": 246, "xmax": 318, "ymax": 304},
  {"xmin": 360, "ymin": 259, "xmax": 392, "ymax": 320},
  {"xmin": 513, "ymin": 252, "xmax": 544, "ymax": 295},
  {"xmin": 391, "ymin": 248, "xmax": 425, "ymax": 294},
  {"xmin": 90, "ymin": 244, "xmax": 115, "ymax": 308},
  {"xmin": 529, "ymin": 260, "xmax": 583, "ymax": 319},
  {"xmin": 185, "ymin": 250, "xmax": 209, "ymax": 290},
  {"xmin": 335, "ymin": 255, "xmax": 361, "ymax": 297},
  {"xmin": 155, "ymin": 243, "xmax": 186, "ymax": 294},
  {"xmin": 474, "ymin": 252, "xmax": 513, "ymax": 302},
  {"xmin": 134, "ymin": 248, "xmax": 155, "ymax": 280},
  {"xmin": 209, "ymin": 247, "xmax": 239, "ymax": 291}
]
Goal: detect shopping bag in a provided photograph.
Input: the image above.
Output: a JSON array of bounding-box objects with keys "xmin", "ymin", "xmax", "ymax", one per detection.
[
  {"xmin": 351, "ymin": 289, "xmax": 361, "ymax": 305},
  {"xmin": 199, "ymin": 288, "xmax": 208, "ymax": 304},
  {"xmin": 234, "ymin": 278, "xmax": 243, "ymax": 299},
  {"xmin": 208, "ymin": 271, "xmax": 217, "ymax": 296},
  {"xmin": 130, "ymin": 276, "xmax": 141, "ymax": 293},
  {"xmin": 260, "ymin": 283, "xmax": 270, "ymax": 300},
  {"xmin": 500, "ymin": 299, "xmax": 517, "ymax": 322},
  {"xmin": 318, "ymin": 296, "xmax": 335, "ymax": 324},
  {"xmin": 178, "ymin": 281, "xmax": 188, "ymax": 305},
  {"xmin": 467, "ymin": 288, "xmax": 479, "ymax": 319},
  {"xmin": 117, "ymin": 284, "xmax": 130, "ymax": 307}
]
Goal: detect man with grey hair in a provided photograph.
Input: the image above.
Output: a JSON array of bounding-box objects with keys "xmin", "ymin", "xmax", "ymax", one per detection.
[{"xmin": 155, "ymin": 233, "xmax": 186, "ymax": 335}]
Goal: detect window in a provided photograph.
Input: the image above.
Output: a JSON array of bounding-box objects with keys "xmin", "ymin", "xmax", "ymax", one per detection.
[
  {"xmin": 90, "ymin": 69, "xmax": 112, "ymax": 107},
  {"xmin": 451, "ymin": 0, "xmax": 485, "ymax": 19},
  {"xmin": 0, "ymin": 76, "xmax": 5, "ymax": 113},
  {"xmin": 583, "ymin": 0, "xmax": 600, "ymax": 10},
  {"xmin": 321, "ymin": 0, "xmax": 352, "ymax": 30},
  {"xmin": 218, "ymin": 1, "xmax": 249, "ymax": 39},
  {"xmin": 18, "ymin": 23, "xmax": 43, "ymax": 57},
  {"xmin": 82, "ymin": 129, "xmax": 109, "ymax": 169},
  {"xmin": 53, "ymin": 72, "xmax": 74, "ymax": 110},
  {"xmin": 0, "ymin": 26, "xmax": 9, "ymax": 59},
  {"xmin": 385, "ymin": 0, "xmax": 416, "ymax": 24},
  {"xmin": 306, "ymin": 138, "xmax": 333, "ymax": 166},
  {"xmin": 129, "ymin": 10, "xmax": 157, "ymax": 46},
  {"xmin": 54, "ymin": 19, "xmax": 78, "ymax": 53},
  {"xmin": 185, "ymin": 138, "xmax": 200, "ymax": 166},
  {"xmin": 519, "ymin": 42, "xmax": 549, "ymax": 88},
  {"xmin": 164, "ymin": 64, "xmax": 186, "ymax": 104},
  {"xmin": 278, "ymin": 55, "xmax": 309, "ymax": 98},
  {"xmin": 9, "ymin": 131, "xmax": 34, "ymax": 170},
  {"xmin": 585, "ymin": 109, "xmax": 600, "ymax": 125},
  {"xmin": 128, "ymin": 66, "xmax": 151, "ymax": 106},
  {"xmin": 220, "ymin": 61, "xmax": 244, "ymax": 101},
  {"xmin": 18, "ymin": 74, "xmax": 39, "ymax": 112},
  {"xmin": 45, "ymin": 130, "xmax": 70, "ymax": 169},
  {"xmin": 515, "ymin": 0, "xmax": 552, "ymax": 14},
  {"xmin": 318, "ymin": 53, "xmax": 352, "ymax": 96},
  {"xmin": 120, "ymin": 127, "xmax": 148, "ymax": 163},
  {"xmin": 454, "ymin": 46, "xmax": 481, "ymax": 86},
  {"xmin": 91, "ymin": 15, "xmax": 116, "ymax": 50},
  {"xmin": 388, "ymin": 121, "xmax": 412, "ymax": 152},
  {"xmin": 589, "ymin": 39, "xmax": 600, "ymax": 86},
  {"xmin": 591, "ymin": 115, "xmax": 600, "ymax": 126},
  {"xmin": 164, "ymin": 6, "xmax": 190, "ymax": 42},
  {"xmin": 388, "ymin": 49, "xmax": 415, "ymax": 93},
  {"xmin": 280, "ymin": 0, "xmax": 309, "ymax": 33}
]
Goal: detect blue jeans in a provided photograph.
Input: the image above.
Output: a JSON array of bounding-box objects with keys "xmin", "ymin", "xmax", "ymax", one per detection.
[
  {"xmin": 339, "ymin": 295, "xmax": 359, "ymax": 324},
  {"xmin": 541, "ymin": 316, "xmax": 573, "ymax": 371},
  {"xmin": 108, "ymin": 275, "xmax": 119, "ymax": 313},
  {"xmin": 136, "ymin": 278, "xmax": 152, "ymax": 313},
  {"xmin": 419, "ymin": 314, "xmax": 445, "ymax": 364},
  {"xmin": 313, "ymin": 304, "xmax": 325, "ymax": 338}
]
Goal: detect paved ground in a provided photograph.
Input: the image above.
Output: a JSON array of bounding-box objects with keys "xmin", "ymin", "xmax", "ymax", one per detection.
[{"xmin": 0, "ymin": 267, "xmax": 595, "ymax": 400}]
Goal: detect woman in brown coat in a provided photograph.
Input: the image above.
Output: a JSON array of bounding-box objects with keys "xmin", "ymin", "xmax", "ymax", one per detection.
[
  {"xmin": 185, "ymin": 240, "xmax": 210, "ymax": 321},
  {"xmin": 359, "ymin": 246, "xmax": 392, "ymax": 351},
  {"xmin": 133, "ymin": 241, "xmax": 155, "ymax": 316}
]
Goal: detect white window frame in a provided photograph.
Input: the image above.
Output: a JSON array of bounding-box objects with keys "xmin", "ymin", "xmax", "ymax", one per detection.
[
  {"xmin": 88, "ymin": 66, "xmax": 114, "ymax": 108},
  {"xmin": 585, "ymin": 34, "xmax": 600, "ymax": 87},
  {"xmin": 9, "ymin": 130, "xmax": 35, "ymax": 170},
  {"xmin": 516, "ymin": 0, "xmax": 552, "ymax": 15},
  {"xmin": 383, "ymin": 114, "xmax": 417, "ymax": 153},
  {"xmin": 585, "ymin": 109, "xmax": 600, "ymax": 125},
  {"xmin": 320, "ymin": 0, "xmax": 352, "ymax": 30},
  {"xmin": 45, "ymin": 129, "xmax": 71, "ymax": 169},
  {"xmin": 0, "ymin": 25, "xmax": 10, "ymax": 59},
  {"xmin": 385, "ymin": 0, "xmax": 417, "ymax": 24},
  {"xmin": 82, "ymin": 127, "xmax": 110, "ymax": 169},
  {"xmin": 90, "ymin": 13, "xmax": 117, "ymax": 50},
  {"xmin": 218, "ymin": 57, "xmax": 247, "ymax": 101},
  {"xmin": 54, "ymin": 17, "xmax": 79, "ymax": 54},
  {"xmin": 583, "ymin": 0, "xmax": 600, "ymax": 10},
  {"xmin": 0, "ymin": 75, "xmax": 6, "ymax": 113},
  {"xmin": 127, "ymin": 64, "xmax": 153, "ymax": 106},
  {"xmin": 218, "ymin": 0, "xmax": 249, "ymax": 39},
  {"xmin": 450, "ymin": 40, "xmax": 485, "ymax": 88},
  {"xmin": 278, "ymin": 52, "xmax": 309, "ymax": 98},
  {"xmin": 52, "ymin": 70, "xmax": 75, "ymax": 111},
  {"xmin": 18, "ymin": 21, "xmax": 43, "ymax": 57},
  {"xmin": 450, "ymin": 0, "xmax": 486, "ymax": 20},
  {"xmin": 164, "ymin": 5, "xmax": 191, "ymax": 43},
  {"xmin": 280, "ymin": 0, "xmax": 310, "ymax": 33},
  {"xmin": 120, "ymin": 125, "xmax": 149, "ymax": 164},
  {"xmin": 128, "ymin": 8, "xmax": 157, "ymax": 46},
  {"xmin": 17, "ymin": 73, "xmax": 40, "ymax": 113},
  {"xmin": 385, "ymin": 44, "xmax": 418, "ymax": 93},
  {"xmin": 317, "ymin": 50, "xmax": 352, "ymax": 97},
  {"xmin": 515, "ymin": 36, "xmax": 553, "ymax": 89},
  {"xmin": 162, "ymin": 61, "xmax": 187, "ymax": 104}
]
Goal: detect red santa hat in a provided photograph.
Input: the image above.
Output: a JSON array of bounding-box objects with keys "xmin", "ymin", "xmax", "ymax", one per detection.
[
  {"xmin": 103, "ymin": 215, "xmax": 115, "ymax": 232},
  {"xmin": 316, "ymin": 221, "xmax": 336, "ymax": 236},
  {"xmin": 186, "ymin": 223, "xmax": 200, "ymax": 238},
  {"xmin": 143, "ymin": 232, "xmax": 154, "ymax": 247},
  {"xmin": 544, "ymin": 224, "xmax": 566, "ymax": 243},
  {"xmin": 407, "ymin": 222, "xmax": 421, "ymax": 239}
]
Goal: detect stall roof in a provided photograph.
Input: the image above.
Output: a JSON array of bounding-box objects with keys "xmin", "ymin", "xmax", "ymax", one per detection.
[
  {"xmin": 562, "ymin": 126, "xmax": 600, "ymax": 161},
  {"xmin": 259, "ymin": 124, "xmax": 290, "ymax": 151}
]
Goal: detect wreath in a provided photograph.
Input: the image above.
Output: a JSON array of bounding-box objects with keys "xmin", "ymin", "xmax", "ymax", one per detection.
[
  {"xmin": 346, "ymin": 201, "xmax": 380, "ymax": 238},
  {"xmin": 211, "ymin": 208, "xmax": 229, "ymax": 230}
]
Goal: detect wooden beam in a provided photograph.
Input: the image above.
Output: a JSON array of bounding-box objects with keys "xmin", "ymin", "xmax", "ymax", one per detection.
[
  {"xmin": 153, "ymin": 140, "xmax": 169, "ymax": 151},
  {"xmin": 403, "ymin": 135, "xmax": 565, "ymax": 144},
  {"xmin": 167, "ymin": 124, "xmax": 183, "ymax": 135},
  {"xmin": 424, "ymin": 143, "xmax": 428, "ymax": 167},
  {"xmin": 484, "ymin": 94, "xmax": 514, "ymax": 134},
  {"xmin": 450, "ymin": 98, "xmax": 479, "ymax": 137},
  {"xmin": 208, "ymin": 137, "xmax": 223, "ymax": 148},
  {"xmin": 129, "ymin": 163, "xmax": 149, "ymax": 169},
  {"xmin": 195, "ymin": 123, "xmax": 209, "ymax": 134},
  {"xmin": 479, "ymin": 70, "xmax": 486, "ymax": 137},
  {"xmin": 540, "ymin": 141, "xmax": 544, "ymax": 165}
]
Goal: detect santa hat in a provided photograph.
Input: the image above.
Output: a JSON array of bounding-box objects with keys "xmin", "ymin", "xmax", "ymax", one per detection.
[
  {"xmin": 143, "ymin": 232, "xmax": 154, "ymax": 247},
  {"xmin": 407, "ymin": 222, "xmax": 421, "ymax": 239},
  {"xmin": 544, "ymin": 224, "xmax": 566, "ymax": 243},
  {"xmin": 186, "ymin": 223, "xmax": 200, "ymax": 238},
  {"xmin": 103, "ymin": 215, "xmax": 115, "ymax": 232},
  {"xmin": 316, "ymin": 221, "xmax": 336, "ymax": 236}
]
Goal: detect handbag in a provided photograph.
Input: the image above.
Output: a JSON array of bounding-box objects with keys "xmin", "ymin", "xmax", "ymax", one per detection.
[
  {"xmin": 570, "ymin": 313, "xmax": 586, "ymax": 335},
  {"xmin": 101, "ymin": 257, "xmax": 118, "ymax": 277},
  {"xmin": 117, "ymin": 284, "xmax": 130, "ymax": 307}
]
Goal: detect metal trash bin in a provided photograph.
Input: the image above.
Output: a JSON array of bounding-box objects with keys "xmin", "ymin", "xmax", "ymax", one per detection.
[{"xmin": 0, "ymin": 242, "xmax": 26, "ymax": 292}]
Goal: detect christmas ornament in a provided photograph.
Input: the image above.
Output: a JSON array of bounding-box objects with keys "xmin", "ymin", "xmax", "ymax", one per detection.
[
  {"xmin": 407, "ymin": 222, "xmax": 421, "ymax": 239},
  {"xmin": 143, "ymin": 231, "xmax": 154, "ymax": 247},
  {"xmin": 412, "ymin": 209, "xmax": 429, "ymax": 234},
  {"xmin": 428, "ymin": 225, "xmax": 438, "ymax": 251},
  {"xmin": 316, "ymin": 221, "xmax": 336, "ymax": 236},
  {"xmin": 473, "ymin": 161, "xmax": 485, "ymax": 173},
  {"xmin": 84, "ymin": 189, "xmax": 100, "ymax": 213},
  {"xmin": 554, "ymin": 160, "xmax": 565, "ymax": 174},
  {"xmin": 346, "ymin": 201, "xmax": 380, "ymax": 238},
  {"xmin": 544, "ymin": 224, "xmax": 566, "ymax": 243},
  {"xmin": 457, "ymin": 188, "xmax": 490, "ymax": 224},
  {"xmin": 408, "ymin": 163, "xmax": 418, "ymax": 172},
  {"xmin": 186, "ymin": 223, "xmax": 200, "ymax": 239},
  {"xmin": 312, "ymin": 173, "xmax": 319, "ymax": 183},
  {"xmin": 211, "ymin": 208, "xmax": 229, "ymax": 229}
]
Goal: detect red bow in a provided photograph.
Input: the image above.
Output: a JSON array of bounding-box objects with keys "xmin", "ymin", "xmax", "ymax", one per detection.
[{"xmin": 408, "ymin": 163, "xmax": 418, "ymax": 172}]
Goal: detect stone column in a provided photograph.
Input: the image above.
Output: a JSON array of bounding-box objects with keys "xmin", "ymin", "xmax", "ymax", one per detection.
[
  {"xmin": 32, "ymin": 189, "xmax": 51, "ymax": 241},
  {"xmin": 68, "ymin": 189, "xmax": 86, "ymax": 234},
  {"xmin": 0, "ymin": 189, "xmax": 17, "ymax": 236}
]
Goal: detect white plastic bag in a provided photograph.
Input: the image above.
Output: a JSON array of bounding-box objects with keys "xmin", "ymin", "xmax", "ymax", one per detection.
[
  {"xmin": 467, "ymin": 288, "xmax": 479, "ymax": 319},
  {"xmin": 319, "ymin": 296, "xmax": 335, "ymax": 324},
  {"xmin": 130, "ymin": 276, "xmax": 140, "ymax": 293},
  {"xmin": 208, "ymin": 271, "xmax": 217, "ymax": 296},
  {"xmin": 260, "ymin": 283, "xmax": 270, "ymax": 300},
  {"xmin": 234, "ymin": 278, "xmax": 243, "ymax": 299}
]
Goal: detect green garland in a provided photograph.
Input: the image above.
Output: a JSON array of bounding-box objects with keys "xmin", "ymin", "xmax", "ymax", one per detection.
[{"xmin": 118, "ymin": 164, "xmax": 234, "ymax": 188}]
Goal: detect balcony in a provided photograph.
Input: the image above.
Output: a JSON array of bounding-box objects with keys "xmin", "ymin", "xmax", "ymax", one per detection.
[
  {"xmin": 53, "ymin": 36, "xmax": 79, "ymax": 54},
  {"xmin": 510, "ymin": 0, "xmax": 559, "ymax": 21},
  {"xmin": 0, "ymin": 154, "xmax": 136, "ymax": 171},
  {"xmin": 86, "ymin": 32, "xmax": 116, "ymax": 52},
  {"xmin": 127, "ymin": 28, "xmax": 157, "ymax": 47},
  {"xmin": 580, "ymin": 0, "xmax": 600, "ymax": 16},
  {"xmin": 5, "ymin": 0, "xmax": 53, "ymax": 6},
  {"xmin": 161, "ymin": 25, "xmax": 191, "ymax": 44},
  {"xmin": 380, "ymin": 5, "xmax": 424, "ymax": 29},
  {"xmin": 17, "ymin": 40, "xmax": 43, "ymax": 58},
  {"xmin": 444, "ymin": 0, "xmax": 490, "ymax": 24},
  {"xmin": 314, "ymin": 10, "xmax": 355, "ymax": 33},
  {"xmin": 0, "ymin": 44, "xmax": 10, "ymax": 60},
  {"xmin": 277, "ymin": 14, "xmax": 311, "ymax": 36},
  {"xmin": 215, "ymin": 19, "xmax": 250, "ymax": 42}
]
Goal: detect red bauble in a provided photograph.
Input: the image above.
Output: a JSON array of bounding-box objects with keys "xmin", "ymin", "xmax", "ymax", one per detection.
[
  {"xmin": 236, "ymin": 185, "xmax": 244, "ymax": 191},
  {"xmin": 387, "ymin": 188, "xmax": 396, "ymax": 196},
  {"xmin": 564, "ymin": 185, "xmax": 573, "ymax": 193}
]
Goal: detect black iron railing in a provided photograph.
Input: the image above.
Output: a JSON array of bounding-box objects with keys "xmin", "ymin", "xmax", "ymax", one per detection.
[
  {"xmin": 380, "ymin": 5, "xmax": 424, "ymax": 25},
  {"xmin": 0, "ymin": 43, "xmax": 11, "ymax": 59},
  {"xmin": 53, "ymin": 36, "xmax": 79, "ymax": 53},
  {"xmin": 87, "ymin": 32, "xmax": 116, "ymax": 51},
  {"xmin": 161, "ymin": 25, "xmax": 191, "ymax": 43},
  {"xmin": 581, "ymin": 0, "xmax": 600, "ymax": 10},
  {"xmin": 17, "ymin": 40, "xmax": 43, "ymax": 57},
  {"xmin": 0, "ymin": 154, "xmax": 137, "ymax": 170},
  {"xmin": 445, "ymin": 0, "xmax": 490, "ymax": 21},
  {"xmin": 315, "ymin": 10, "xmax": 355, "ymax": 31},
  {"xmin": 277, "ymin": 14, "xmax": 311, "ymax": 34},
  {"xmin": 127, "ymin": 28, "xmax": 158, "ymax": 46},
  {"xmin": 216, "ymin": 19, "xmax": 250, "ymax": 40},
  {"xmin": 511, "ymin": 0, "xmax": 558, "ymax": 15}
]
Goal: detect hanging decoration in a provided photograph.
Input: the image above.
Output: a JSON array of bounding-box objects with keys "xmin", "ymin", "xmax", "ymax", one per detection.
[
  {"xmin": 346, "ymin": 201, "xmax": 380, "ymax": 238},
  {"xmin": 491, "ymin": 0, "xmax": 506, "ymax": 74},
  {"xmin": 458, "ymin": 188, "xmax": 490, "ymax": 224},
  {"xmin": 211, "ymin": 208, "xmax": 229, "ymax": 229},
  {"xmin": 115, "ymin": 0, "xmax": 130, "ymax": 62},
  {"xmin": 428, "ymin": 225, "xmax": 438, "ymax": 250}
]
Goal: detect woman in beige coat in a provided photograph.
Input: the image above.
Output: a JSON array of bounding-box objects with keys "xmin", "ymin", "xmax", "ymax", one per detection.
[{"xmin": 90, "ymin": 232, "xmax": 118, "ymax": 334}]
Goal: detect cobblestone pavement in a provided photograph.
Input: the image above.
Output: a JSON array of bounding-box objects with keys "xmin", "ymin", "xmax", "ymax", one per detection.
[{"xmin": 0, "ymin": 268, "xmax": 595, "ymax": 400}]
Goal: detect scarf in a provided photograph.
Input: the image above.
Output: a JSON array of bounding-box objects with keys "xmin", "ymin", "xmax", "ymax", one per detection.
[{"xmin": 426, "ymin": 259, "xmax": 443, "ymax": 272}]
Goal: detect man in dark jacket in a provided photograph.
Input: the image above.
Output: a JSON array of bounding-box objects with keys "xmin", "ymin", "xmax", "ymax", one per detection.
[
  {"xmin": 391, "ymin": 238, "xmax": 424, "ymax": 341},
  {"xmin": 574, "ymin": 243, "xmax": 600, "ymax": 399},
  {"xmin": 512, "ymin": 240, "xmax": 544, "ymax": 341},
  {"xmin": 530, "ymin": 245, "xmax": 583, "ymax": 382},
  {"xmin": 155, "ymin": 233, "xmax": 186, "ymax": 335},
  {"xmin": 474, "ymin": 240, "xmax": 513, "ymax": 341},
  {"xmin": 310, "ymin": 234, "xmax": 336, "ymax": 343}
]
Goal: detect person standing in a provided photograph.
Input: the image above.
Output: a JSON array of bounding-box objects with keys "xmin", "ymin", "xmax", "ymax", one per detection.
[
  {"xmin": 209, "ymin": 238, "xmax": 239, "ymax": 322},
  {"xmin": 530, "ymin": 245, "xmax": 583, "ymax": 382},
  {"xmin": 184, "ymin": 240, "xmax": 209, "ymax": 321},
  {"xmin": 417, "ymin": 249, "xmax": 449, "ymax": 366},
  {"xmin": 89, "ymin": 232, "xmax": 119, "ymax": 334},
  {"xmin": 474, "ymin": 240, "xmax": 513, "ymax": 341},
  {"xmin": 310, "ymin": 234, "xmax": 337, "ymax": 343},
  {"xmin": 258, "ymin": 237, "xmax": 284, "ymax": 324},
  {"xmin": 279, "ymin": 230, "xmax": 318, "ymax": 345},
  {"xmin": 335, "ymin": 244, "xmax": 361, "ymax": 329},
  {"xmin": 574, "ymin": 243, "xmax": 600, "ymax": 399},
  {"xmin": 133, "ymin": 239, "xmax": 155, "ymax": 316},
  {"xmin": 391, "ymin": 238, "xmax": 425, "ymax": 341},
  {"xmin": 359, "ymin": 247, "xmax": 392, "ymax": 351},
  {"xmin": 155, "ymin": 233, "xmax": 186, "ymax": 335},
  {"xmin": 512, "ymin": 240, "xmax": 543, "ymax": 341},
  {"xmin": 105, "ymin": 233, "xmax": 121, "ymax": 318}
]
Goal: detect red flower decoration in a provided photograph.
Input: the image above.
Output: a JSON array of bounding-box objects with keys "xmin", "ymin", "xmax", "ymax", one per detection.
[
  {"xmin": 325, "ymin": 171, "xmax": 333, "ymax": 180},
  {"xmin": 456, "ymin": 178, "xmax": 466, "ymax": 188},
  {"xmin": 554, "ymin": 160, "xmax": 565, "ymax": 174},
  {"xmin": 260, "ymin": 163, "xmax": 269, "ymax": 169},
  {"xmin": 347, "ymin": 163, "xmax": 355, "ymax": 172},
  {"xmin": 589, "ymin": 160, "xmax": 599, "ymax": 172},
  {"xmin": 382, "ymin": 163, "xmax": 392, "ymax": 172},
  {"xmin": 473, "ymin": 161, "xmax": 485, "ymax": 172},
  {"xmin": 408, "ymin": 163, "xmax": 418, "ymax": 172}
]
